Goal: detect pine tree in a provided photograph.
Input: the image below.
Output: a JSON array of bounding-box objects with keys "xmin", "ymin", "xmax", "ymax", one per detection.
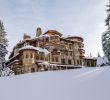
[
  {"xmin": 0, "ymin": 20, "xmax": 8, "ymax": 73},
  {"xmin": 102, "ymin": 0, "xmax": 110, "ymax": 64},
  {"xmin": 97, "ymin": 53, "xmax": 101, "ymax": 57},
  {"xmin": 105, "ymin": 0, "xmax": 110, "ymax": 26},
  {"xmin": 0, "ymin": 20, "xmax": 14, "ymax": 76}
]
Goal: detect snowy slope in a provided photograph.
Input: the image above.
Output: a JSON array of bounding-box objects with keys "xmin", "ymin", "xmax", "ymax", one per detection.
[{"xmin": 0, "ymin": 67, "xmax": 110, "ymax": 100}]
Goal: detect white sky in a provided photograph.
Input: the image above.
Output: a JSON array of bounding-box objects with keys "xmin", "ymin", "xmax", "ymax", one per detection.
[{"xmin": 0, "ymin": 0, "xmax": 108, "ymax": 58}]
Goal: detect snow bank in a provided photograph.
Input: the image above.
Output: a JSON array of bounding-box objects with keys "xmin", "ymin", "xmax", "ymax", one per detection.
[
  {"xmin": 0, "ymin": 67, "xmax": 110, "ymax": 100},
  {"xmin": 97, "ymin": 56, "xmax": 108, "ymax": 66}
]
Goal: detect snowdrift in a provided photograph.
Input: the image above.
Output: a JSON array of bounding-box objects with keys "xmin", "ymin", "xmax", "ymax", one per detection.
[{"xmin": 0, "ymin": 67, "xmax": 110, "ymax": 100}]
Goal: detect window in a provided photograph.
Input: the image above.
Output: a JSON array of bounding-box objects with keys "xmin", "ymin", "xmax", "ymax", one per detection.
[
  {"xmin": 68, "ymin": 59, "xmax": 71, "ymax": 64},
  {"xmin": 80, "ymin": 60, "xmax": 82, "ymax": 65},
  {"xmin": 69, "ymin": 44, "xmax": 72, "ymax": 49},
  {"xmin": 87, "ymin": 61, "xmax": 90, "ymax": 67},
  {"xmin": 31, "ymin": 68, "xmax": 35, "ymax": 72},
  {"xmin": 45, "ymin": 57, "xmax": 48, "ymax": 61},
  {"xmin": 46, "ymin": 38, "xmax": 49, "ymax": 42},
  {"xmin": 77, "ymin": 60, "xmax": 79, "ymax": 65},
  {"xmin": 36, "ymin": 55, "xmax": 39, "ymax": 60},
  {"xmin": 53, "ymin": 49, "xmax": 57, "ymax": 51},
  {"xmin": 25, "ymin": 54, "xmax": 28, "ymax": 58},
  {"xmin": 40, "ymin": 56, "xmax": 44, "ymax": 60},
  {"xmin": 70, "ymin": 51, "xmax": 72, "ymax": 56},
  {"xmin": 30, "ymin": 53, "xmax": 33, "ymax": 58},
  {"xmin": 56, "ymin": 57, "xmax": 58, "ymax": 62},
  {"xmin": 39, "ymin": 52, "xmax": 44, "ymax": 60},
  {"xmin": 16, "ymin": 68, "xmax": 22, "ymax": 75},
  {"xmin": 61, "ymin": 59, "xmax": 65, "ymax": 64},
  {"xmin": 52, "ymin": 57, "xmax": 54, "ymax": 61},
  {"xmin": 91, "ymin": 61, "xmax": 95, "ymax": 67},
  {"xmin": 65, "ymin": 51, "xmax": 68, "ymax": 56},
  {"xmin": 79, "ymin": 45, "xmax": 81, "ymax": 48}
]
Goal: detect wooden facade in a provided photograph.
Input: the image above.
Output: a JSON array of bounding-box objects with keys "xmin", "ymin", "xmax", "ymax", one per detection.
[
  {"xmin": 84, "ymin": 57, "xmax": 97, "ymax": 67},
  {"xmin": 6, "ymin": 28, "xmax": 96, "ymax": 75}
]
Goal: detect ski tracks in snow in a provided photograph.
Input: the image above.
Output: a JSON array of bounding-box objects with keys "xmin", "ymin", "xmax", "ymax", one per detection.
[{"xmin": 72, "ymin": 68, "xmax": 104, "ymax": 82}]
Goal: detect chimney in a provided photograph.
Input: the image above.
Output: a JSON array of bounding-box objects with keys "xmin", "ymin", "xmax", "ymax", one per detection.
[{"xmin": 36, "ymin": 27, "xmax": 42, "ymax": 37}]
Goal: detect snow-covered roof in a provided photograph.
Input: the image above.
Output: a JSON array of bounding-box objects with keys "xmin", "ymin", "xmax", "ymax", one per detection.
[
  {"xmin": 6, "ymin": 53, "xmax": 20, "ymax": 63},
  {"xmin": 56, "ymin": 65, "xmax": 82, "ymax": 68},
  {"xmin": 6, "ymin": 59, "xmax": 19, "ymax": 67},
  {"xmin": 50, "ymin": 64, "xmax": 57, "ymax": 66},
  {"xmin": 39, "ymin": 34, "xmax": 51, "ymax": 38},
  {"xmin": 31, "ymin": 34, "xmax": 51, "ymax": 41},
  {"xmin": 19, "ymin": 45, "xmax": 37, "ymax": 51},
  {"xmin": 38, "ymin": 61, "xmax": 49, "ymax": 65},
  {"xmin": 38, "ymin": 34, "xmax": 51, "ymax": 40},
  {"xmin": 19, "ymin": 45, "xmax": 50, "ymax": 55},
  {"xmin": 84, "ymin": 57, "xmax": 97, "ymax": 60},
  {"xmin": 65, "ymin": 35, "xmax": 84, "ymax": 41}
]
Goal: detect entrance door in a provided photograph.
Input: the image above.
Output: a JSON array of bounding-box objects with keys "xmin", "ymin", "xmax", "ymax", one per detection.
[{"xmin": 31, "ymin": 68, "xmax": 35, "ymax": 72}]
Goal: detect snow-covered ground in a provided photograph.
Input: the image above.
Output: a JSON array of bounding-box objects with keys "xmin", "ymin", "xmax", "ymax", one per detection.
[{"xmin": 0, "ymin": 67, "xmax": 110, "ymax": 100}]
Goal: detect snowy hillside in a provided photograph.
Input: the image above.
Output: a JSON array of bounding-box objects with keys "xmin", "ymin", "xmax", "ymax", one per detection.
[{"xmin": 0, "ymin": 67, "xmax": 110, "ymax": 100}]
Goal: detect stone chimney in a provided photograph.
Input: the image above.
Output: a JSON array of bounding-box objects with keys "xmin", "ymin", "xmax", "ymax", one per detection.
[{"xmin": 36, "ymin": 27, "xmax": 42, "ymax": 37}]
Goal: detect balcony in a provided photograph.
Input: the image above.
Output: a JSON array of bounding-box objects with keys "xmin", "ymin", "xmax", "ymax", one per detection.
[{"xmin": 79, "ymin": 49, "xmax": 85, "ymax": 53}]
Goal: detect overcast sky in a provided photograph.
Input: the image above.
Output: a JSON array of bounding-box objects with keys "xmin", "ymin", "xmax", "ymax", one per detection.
[{"xmin": 0, "ymin": 0, "xmax": 108, "ymax": 58}]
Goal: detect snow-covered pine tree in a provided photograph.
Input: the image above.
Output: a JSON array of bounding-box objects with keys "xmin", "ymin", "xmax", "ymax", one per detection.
[
  {"xmin": 105, "ymin": 0, "xmax": 110, "ymax": 26},
  {"xmin": 89, "ymin": 53, "xmax": 92, "ymax": 57},
  {"xmin": 97, "ymin": 53, "xmax": 101, "ymax": 57},
  {"xmin": 0, "ymin": 20, "xmax": 14, "ymax": 77},
  {"xmin": 0, "ymin": 20, "xmax": 8, "ymax": 73},
  {"xmin": 102, "ymin": 0, "xmax": 110, "ymax": 64}
]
